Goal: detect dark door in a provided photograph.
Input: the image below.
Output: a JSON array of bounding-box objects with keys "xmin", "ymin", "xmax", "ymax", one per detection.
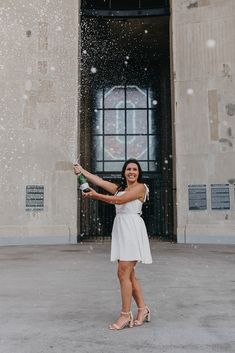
[{"xmin": 79, "ymin": 6, "xmax": 173, "ymax": 241}]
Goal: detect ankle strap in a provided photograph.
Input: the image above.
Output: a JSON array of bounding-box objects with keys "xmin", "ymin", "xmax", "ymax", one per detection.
[
  {"xmin": 137, "ymin": 306, "xmax": 147, "ymax": 310},
  {"xmin": 121, "ymin": 311, "xmax": 131, "ymax": 315}
]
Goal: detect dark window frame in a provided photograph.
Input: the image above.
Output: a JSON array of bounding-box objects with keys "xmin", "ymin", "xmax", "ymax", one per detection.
[{"xmin": 92, "ymin": 85, "xmax": 160, "ymax": 172}]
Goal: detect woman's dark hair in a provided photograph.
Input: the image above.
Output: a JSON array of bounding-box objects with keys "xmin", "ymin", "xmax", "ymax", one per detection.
[{"xmin": 117, "ymin": 159, "xmax": 143, "ymax": 192}]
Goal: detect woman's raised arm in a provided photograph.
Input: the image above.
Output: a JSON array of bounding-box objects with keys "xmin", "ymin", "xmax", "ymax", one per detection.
[{"xmin": 73, "ymin": 164, "xmax": 118, "ymax": 195}]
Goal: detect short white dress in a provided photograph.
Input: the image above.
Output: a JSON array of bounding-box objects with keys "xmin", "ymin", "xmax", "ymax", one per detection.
[{"xmin": 110, "ymin": 184, "xmax": 152, "ymax": 264}]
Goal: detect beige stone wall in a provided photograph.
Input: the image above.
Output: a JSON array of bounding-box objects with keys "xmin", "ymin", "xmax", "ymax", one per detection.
[
  {"xmin": 0, "ymin": 0, "xmax": 79, "ymax": 244},
  {"xmin": 172, "ymin": 0, "xmax": 235, "ymax": 243},
  {"xmin": 1, "ymin": 0, "xmax": 234, "ymax": 245}
]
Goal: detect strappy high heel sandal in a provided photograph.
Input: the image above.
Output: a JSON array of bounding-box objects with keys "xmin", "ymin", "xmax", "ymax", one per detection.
[
  {"xmin": 109, "ymin": 311, "xmax": 134, "ymax": 330},
  {"xmin": 134, "ymin": 306, "xmax": 151, "ymax": 326}
]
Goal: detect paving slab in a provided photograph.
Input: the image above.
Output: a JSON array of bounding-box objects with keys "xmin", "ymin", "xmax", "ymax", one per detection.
[{"xmin": 0, "ymin": 241, "xmax": 235, "ymax": 353}]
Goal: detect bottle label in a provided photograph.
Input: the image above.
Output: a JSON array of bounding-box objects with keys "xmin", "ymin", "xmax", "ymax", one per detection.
[{"xmin": 80, "ymin": 183, "xmax": 89, "ymax": 191}]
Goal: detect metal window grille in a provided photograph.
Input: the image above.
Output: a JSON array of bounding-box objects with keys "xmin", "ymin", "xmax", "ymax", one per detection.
[{"xmin": 26, "ymin": 185, "xmax": 44, "ymax": 211}]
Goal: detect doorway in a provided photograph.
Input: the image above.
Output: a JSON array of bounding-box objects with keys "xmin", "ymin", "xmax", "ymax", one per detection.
[{"xmin": 79, "ymin": 4, "xmax": 173, "ymax": 241}]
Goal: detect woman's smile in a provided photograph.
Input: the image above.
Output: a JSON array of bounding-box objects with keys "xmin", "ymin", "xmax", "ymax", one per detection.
[{"xmin": 125, "ymin": 163, "xmax": 139, "ymax": 184}]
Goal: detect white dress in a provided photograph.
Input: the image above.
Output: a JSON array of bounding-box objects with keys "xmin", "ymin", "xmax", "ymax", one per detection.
[{"xmin": 110, "ymin": 185, "xmax": 152, "ymax": 264}]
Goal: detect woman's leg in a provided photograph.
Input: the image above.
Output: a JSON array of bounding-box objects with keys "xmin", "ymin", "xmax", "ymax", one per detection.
[
  {"xmin": 130, "ymin": 268, "xmax": 145, "ymax": 309},
  {"xmin": 117, "ymin": 260, "xmax": 136, "ymax": 312},
  {"xmin": 131, "ymin": 268, "xmax": 150, "ymax": 324},
  {"xmin": 109, "ymin": 260, "xmax": 136, "ymax": 329}
]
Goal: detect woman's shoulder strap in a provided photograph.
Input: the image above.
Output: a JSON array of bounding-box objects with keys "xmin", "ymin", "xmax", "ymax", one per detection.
[{"xmin": 143, "ymin": 183, "xmax": 149, "ymax": 202}]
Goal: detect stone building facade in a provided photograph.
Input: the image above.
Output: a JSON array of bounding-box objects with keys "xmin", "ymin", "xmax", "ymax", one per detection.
[{"xmin": 0, "ymin": 0, "xmax": 235, "ymax": 245}]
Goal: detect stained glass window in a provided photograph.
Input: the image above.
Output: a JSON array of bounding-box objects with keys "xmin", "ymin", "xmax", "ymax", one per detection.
[{"xmin": 92, "ymin": 85, "xmax": 159, "ymax": 172}]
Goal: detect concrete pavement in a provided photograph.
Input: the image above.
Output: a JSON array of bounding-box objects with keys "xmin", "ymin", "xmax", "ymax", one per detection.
[{"xmin": 0, "ymin": 241, "xmax": 235, "ymax": 353}]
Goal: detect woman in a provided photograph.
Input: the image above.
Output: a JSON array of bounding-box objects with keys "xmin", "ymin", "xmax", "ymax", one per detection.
[{"xmin": 73, "ymin": 159, "xmax": 152, "ymax": 330}]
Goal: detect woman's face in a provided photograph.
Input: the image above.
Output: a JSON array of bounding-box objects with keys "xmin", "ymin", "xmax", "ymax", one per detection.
[{"xmin": 124, "ymin": 163, "xmax": 139, "ymax": 184}]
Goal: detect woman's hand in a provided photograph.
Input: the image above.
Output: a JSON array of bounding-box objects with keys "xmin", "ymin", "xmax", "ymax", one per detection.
[
  {"xmin": 73, "ymin": 163, "xmax": 83, "ymax": 175},
  {"xmin": 82, "ymin": 187, "xmax": 99, "ymax": 200}
]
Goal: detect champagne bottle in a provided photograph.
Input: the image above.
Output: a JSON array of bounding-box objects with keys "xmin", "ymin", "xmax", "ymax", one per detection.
[{"xmin": 77, "ymin": 172, "xmax": 90, "ymax": 193}]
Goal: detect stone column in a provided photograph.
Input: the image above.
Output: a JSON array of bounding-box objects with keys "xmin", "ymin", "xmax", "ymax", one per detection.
[
  {"xmin": 172, "ymin": 0, "xmax": 235, "ymax": 243},
  {"xmin": 0, "ymin": 0, "xmax": 80, "ymax": 244}
]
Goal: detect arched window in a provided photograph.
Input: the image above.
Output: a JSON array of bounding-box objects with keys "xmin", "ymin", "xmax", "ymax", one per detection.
[{"xmin": 92, "ymin": 85, "xmax": 160, "ymax": 172}]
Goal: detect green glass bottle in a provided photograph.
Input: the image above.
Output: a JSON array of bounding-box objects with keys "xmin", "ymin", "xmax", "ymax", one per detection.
[{"xmin": 77, "ymin": 172, "xmax": 90, "ymax": 193}]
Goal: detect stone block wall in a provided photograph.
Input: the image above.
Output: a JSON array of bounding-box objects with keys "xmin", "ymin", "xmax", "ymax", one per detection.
[
  {"xmin": 0, "ymin": 0, "xmax": 79, "ymax": 244},
  {"xmin": 172, "ymin": 0, "xmax": 235, "ymax": 243}
]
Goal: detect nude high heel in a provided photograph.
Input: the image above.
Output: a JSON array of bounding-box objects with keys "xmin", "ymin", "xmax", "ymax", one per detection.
[
  {"xmin": 109, "ymin": 311, "xmax": 134, "ymax": 330},
  {"xmin": 134, "ymin": 306, "xmax": 151, "ymax": 326}
]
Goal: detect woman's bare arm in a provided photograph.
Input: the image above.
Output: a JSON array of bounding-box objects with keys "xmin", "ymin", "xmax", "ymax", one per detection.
[
  {"xmin": 73, "ymin": 164, "xmax": 118, "ymax": 194},
  {"xmin": 83, "ymin": 183, "xmax": 145, "ymax": 205}
]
